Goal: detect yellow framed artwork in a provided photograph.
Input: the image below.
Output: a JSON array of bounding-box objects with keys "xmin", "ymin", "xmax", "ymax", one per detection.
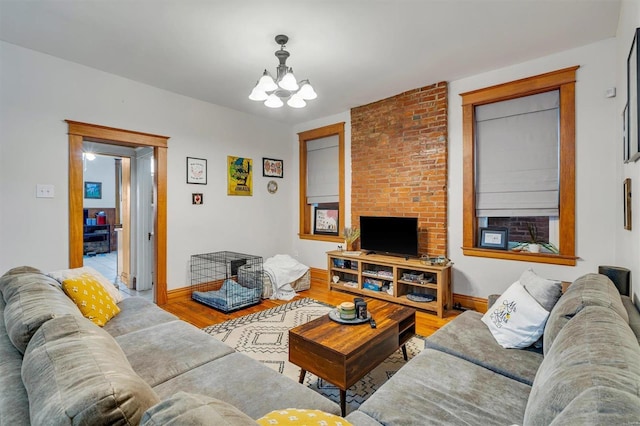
[{"xmin": 227, "ymin": 156, "xmax": 253, "ymax": 196}]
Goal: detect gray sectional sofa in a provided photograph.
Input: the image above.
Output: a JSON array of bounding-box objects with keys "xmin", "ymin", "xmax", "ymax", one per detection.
[
  {"xmin": 0, "ymin": 266, "xmax": 339, "ymax": 425},
  {"xmin": 346, "ymin": 273, "xmax": 640, "ymax": 425}
]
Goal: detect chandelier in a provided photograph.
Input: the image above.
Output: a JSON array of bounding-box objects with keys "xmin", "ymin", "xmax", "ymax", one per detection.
[{"xmin": 249, "ymin": 34, "xmax": 317, "ymax": 109}]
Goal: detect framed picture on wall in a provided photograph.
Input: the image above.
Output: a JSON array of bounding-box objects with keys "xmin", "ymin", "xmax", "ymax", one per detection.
[
  {"xmin": 84, "ymin": 181, "xmax": 102, "ymax": 199},
  {"xmin": 627, "ymin": 27, "xmax": 640, "ymax": 162},
  {"xmin": 624, "ymin": 103, "xmax": 630, "ymax": 163},
  {"xmin": 263, "ymin": 158, "xmax": 283, "ymax": 178},
  {"xmin": 624, "ymin": 178, "xmax": 632, "ymax": 231},
  {"xmin": 186, "ymin": 157, "xmax": 207, "ymax": 184}
]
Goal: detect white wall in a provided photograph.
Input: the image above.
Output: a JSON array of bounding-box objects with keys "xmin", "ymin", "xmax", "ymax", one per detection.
[
  {"xmin": 616, "ymin": 0, "xmax": 640, "ymax": 304},
  {"xmin": 0, "ymin": 41, "xmax": 294, "ymax": 290},
  {"xmin": 292, "ymin": 112, "xmax": 352, "ymax": 269},
  {"xmin": 292, "ymin": 39, "xmax": 620, "ymax": 297},
  {"xmin": 83, "ymin": 155, "xmax": 116, "ymax": 209},
  {"xmin": 449, "ymin": 39, "xmax": 618, "ymax": 297}
]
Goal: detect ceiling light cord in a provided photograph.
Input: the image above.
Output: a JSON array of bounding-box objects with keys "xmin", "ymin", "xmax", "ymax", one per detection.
[{"xmin": 249, "ymin": 35, "xmax": 317, "ymax": 109}]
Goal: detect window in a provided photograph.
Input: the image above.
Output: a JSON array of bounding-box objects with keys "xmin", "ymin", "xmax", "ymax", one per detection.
[
  {"xmin": 298, "ymin": 122, "xmax": 345, "ymax": 242},
  {"xmin": 461, "ymin": 67, "xmax": 578, "ymax": 266}
]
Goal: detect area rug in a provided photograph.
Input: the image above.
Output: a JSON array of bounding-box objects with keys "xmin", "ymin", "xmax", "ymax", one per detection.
[{"xmin": 203, "ymin": 297, "xmax": 424, "ymax": 412}]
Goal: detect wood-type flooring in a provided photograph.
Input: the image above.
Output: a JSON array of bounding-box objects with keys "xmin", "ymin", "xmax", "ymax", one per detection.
[{"xmin": 160, "ymin": 278, "xmax": 459, "ymax": 337}]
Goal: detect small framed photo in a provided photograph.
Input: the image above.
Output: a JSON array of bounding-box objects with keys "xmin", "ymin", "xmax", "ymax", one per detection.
[
  {"xmin": 478, "ymin": 227, "xmax": 509, "ymax": 250},
  {"xmin": 192, "ymin": 193, "xmax": 203, "ymax": 205},
  {"xmin": 624, "ymin": 178, "xmax": 632, "ymax": 230},
  {"xmin": 263, "ymin": 157, "xmax": 283, "ymax": 178},
  {"xmin": 187, "ymin": 157, "xmax": 207, "ymax": 184},
  {"xmin": 84, "ymin": 181, "xmax": 102, "ymax": 199},
  {"xmin": 314, "ymin": 207, "xmax": 339, "ymax": 235}
]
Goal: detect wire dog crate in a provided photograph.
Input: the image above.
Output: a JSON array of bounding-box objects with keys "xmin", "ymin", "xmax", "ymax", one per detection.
[{"xmin": 190, "ymin": 251, "xmax": 263, "ymax": 312}]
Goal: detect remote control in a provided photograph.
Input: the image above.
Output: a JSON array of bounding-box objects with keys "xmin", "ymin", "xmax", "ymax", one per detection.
[{"xmin": 370, "ymin": 318, "xmax": 377, "ymax": 329}]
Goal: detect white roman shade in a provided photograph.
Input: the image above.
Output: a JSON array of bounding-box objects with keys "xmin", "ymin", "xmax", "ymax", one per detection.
[
  {"xmin": 306, "ymin": 135, "xmax": 339, "ymax": 204},
  {"xmin": 475, "ymin": 90, "xmax": 559, "ymax": 217}
]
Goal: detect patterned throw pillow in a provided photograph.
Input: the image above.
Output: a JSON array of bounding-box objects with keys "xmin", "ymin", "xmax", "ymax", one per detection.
[
  {"xmin": 481, "ymin": 281, "xmax": 550, "ymax": 349},
  {"xmin": 257, "ymin": 408, "xmax": 351, "ymax": 426},
  {"xmin": 62, "ymin": 273, "xmax": 120, "ymax": 326}
]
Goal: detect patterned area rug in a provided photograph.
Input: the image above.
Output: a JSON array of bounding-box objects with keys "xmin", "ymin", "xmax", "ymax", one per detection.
[{"xmin": 203, "ymin": 297, "xmax": 424, "ymax": 412}]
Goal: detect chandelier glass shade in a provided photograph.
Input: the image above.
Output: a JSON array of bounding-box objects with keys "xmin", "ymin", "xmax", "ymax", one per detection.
[{"xmin": 249, "ymin": 35, "xmax": 317, "ymax": 109}]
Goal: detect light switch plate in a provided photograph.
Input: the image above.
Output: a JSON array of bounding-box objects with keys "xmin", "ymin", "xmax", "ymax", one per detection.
[{"xmin": 36, "ymin": 184, "xmax": 55, "ymax": 198}]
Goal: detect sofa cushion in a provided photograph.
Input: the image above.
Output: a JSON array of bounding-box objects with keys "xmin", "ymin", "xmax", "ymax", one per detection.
[
  {"xmin": 548, "ymin": 387, "xmax": 640, "ymax": 425},
  {"xmin": 257, "ymin": 408, "xmax": 351, "ymax": 426},
  {"xmin": 344, "ymin": 410, "xmax": 382, "ymax": 426},
  {"xmin": 0, "ymin": 265, "xmax": 42, "ymax": 280},
  {"xmin": 116, "ymin": 320, "xmax": 234, "ymax": 386},
  {"xmin": 1, "ymin": 271, "xmax": 81, "ymax": 353},
  {"xmin": 524, "ymin": 305, "xmax": 640, "ymax": 425},
  {"xmin": 103, "ymin": 296, "xmax": 178, "ymax": 337},
  {"xmin": 425, "ymin": 310, "xmax": 543, "ymax": 385},
  {"xmin": 22, "ymin": 314, "xmax": 160, "ymax": 425},
  {"xmin": 47, "ymin": 265, "xmax": 124, "ymax": 303},
  {"xmin": 481, "ymin": 281, "xmax": 549, "ymax": 349},
  {"xmin": 62, "ymin": 273, "xmax": 120, "ymax": 326},
  {"xmin": 153, "ymin": 352, "xmax": 341, "ymax": 419},
  {"xmin": 356, "ymin": 348, "xmax": 531, "ymax": 426},
  {"xmin": 0, "ymin": 296, "xmax": 30, "ymax": 426},
  {"xmin": 544, "ymin": 273, "xmax": 628, "ymax": 355},
  {"xmin": 141, "ymin": 391, "xmax": 257, "ymax": 426},
  {"xmin": 622, "ymin": 295, "xmax": 640, "ymax": 344},
  {"xmin": 520, "ymin": 268, "xmax": 562, "ymax": 312}
]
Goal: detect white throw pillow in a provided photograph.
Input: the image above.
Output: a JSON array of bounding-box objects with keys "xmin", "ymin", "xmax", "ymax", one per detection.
[
  {"xmin": 47, "ymin": 266, "xmax": 123, "ymax": 303},
  {"xmin": 481, "ymin": 281, "xmax": 550, "ymax": 349}
]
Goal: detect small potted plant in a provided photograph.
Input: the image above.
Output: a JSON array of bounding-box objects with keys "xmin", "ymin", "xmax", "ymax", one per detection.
[
  {"xmin": 513, "ymin": 223, "xmax": 559, "ymax": 254},
  {"xmin": 344, "ymin": 227, "xmax": 360, "ymax": 251}
]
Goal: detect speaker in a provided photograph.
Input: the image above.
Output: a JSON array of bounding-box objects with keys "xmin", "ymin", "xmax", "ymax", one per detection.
[{"xmin": 598, "ymin": 265, "xmax": 630, "ymax": 296}]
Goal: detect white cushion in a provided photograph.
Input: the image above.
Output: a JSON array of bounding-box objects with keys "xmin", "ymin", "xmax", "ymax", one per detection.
[
  {"xmin": 482, "ymin": 281, "xmax": 550, "ymax": 349},
  {"xmin": 47, "ymin": 266, "xmax": 123, "ymax": 303}
]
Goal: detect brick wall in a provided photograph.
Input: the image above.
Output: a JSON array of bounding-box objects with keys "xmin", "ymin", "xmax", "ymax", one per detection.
[
  {"xmin": 487, "ymin": 217, "xmax": 550, "ymax": 243},
  {"xmin": 350, "ymin": 82, "xmax": 448, "ymax": 257}
]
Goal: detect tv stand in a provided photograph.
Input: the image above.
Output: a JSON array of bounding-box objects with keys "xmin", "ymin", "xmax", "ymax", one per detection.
[{"xmin": 327, "ymin": 250, "xmax": 452, "ymax": 317}]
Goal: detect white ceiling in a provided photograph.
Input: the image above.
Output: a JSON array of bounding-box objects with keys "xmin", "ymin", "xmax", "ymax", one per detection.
[{"xmin": 0, "ymin": 0, "xmax": 621, "ymax": 125}]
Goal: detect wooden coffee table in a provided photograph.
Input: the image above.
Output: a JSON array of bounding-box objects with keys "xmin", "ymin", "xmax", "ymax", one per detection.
[{"xmin": 288, "ymin": 299, "xmax": 416, "ymax": 416}]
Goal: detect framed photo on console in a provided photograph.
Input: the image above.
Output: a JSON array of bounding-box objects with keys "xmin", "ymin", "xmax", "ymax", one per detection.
[{"xmin": 478, "ymin": 227, "xmax": 509, "ymax": 250}]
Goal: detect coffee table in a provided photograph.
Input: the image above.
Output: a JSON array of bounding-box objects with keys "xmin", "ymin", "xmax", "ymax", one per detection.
[{"xmin": 288, "ymin": 299, "xmax": 416, "ymax": 416}]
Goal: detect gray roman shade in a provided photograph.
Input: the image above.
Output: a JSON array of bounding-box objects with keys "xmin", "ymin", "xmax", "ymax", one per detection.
[
  {"xmin": 475, "ymin": 90, "xmax": 559, "ymax": 217},
  {"xmin": 306, "ymin": 135, "xmax": 339, "ymax": 204}
]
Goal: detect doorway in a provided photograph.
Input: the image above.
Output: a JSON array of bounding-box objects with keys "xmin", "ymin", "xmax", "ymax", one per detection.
[
  {"xmin": 67, "ymin": 120, "xmax": 169, "ymax": 304},
  {"xmin": 82, "ymin": 148, "xmax": 153, "ymax": 300}
]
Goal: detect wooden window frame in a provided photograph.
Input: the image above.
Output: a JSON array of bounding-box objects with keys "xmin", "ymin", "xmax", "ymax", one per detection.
[
  {"xmin": 298, "ymin": 122, "xmax": 345, "ymax": 243},
  {"xmin": 460, "ymin": 67, "xmax": 578, "ymax": 266}
]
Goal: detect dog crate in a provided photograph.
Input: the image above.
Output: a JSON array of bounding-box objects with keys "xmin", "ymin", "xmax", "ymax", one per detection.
[{"xmin": 190, "ymin": 251, "xmax": 263, "ymax": 312}]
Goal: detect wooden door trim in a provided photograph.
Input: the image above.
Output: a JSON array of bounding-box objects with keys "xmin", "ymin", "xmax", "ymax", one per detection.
[{"xmin": 67, "ymin": 120, "xmax": 169, "ymax": 305}]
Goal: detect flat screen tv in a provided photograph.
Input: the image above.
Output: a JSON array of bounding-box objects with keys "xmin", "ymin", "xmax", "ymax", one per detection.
[{"xmin": 359, "ymin": 216, "xmax": 419, "ymax": 258}]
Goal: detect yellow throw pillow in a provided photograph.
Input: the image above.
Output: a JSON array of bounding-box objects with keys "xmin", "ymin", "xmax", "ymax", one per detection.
[
  {"xmin": 62, "ymin": 273, "xmax": 120, "ymax": 326},
  {"xmin": 257, "ymin": 409, "xmax": 351, "ymax": 426}
]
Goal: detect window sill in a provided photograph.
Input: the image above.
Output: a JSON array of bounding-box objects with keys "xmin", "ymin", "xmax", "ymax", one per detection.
[
  {"xmin": 299, "ymin": 233, "xmax": 344, "ymax": 244},
  {"xmin": 462, "ymin": 247, "xmax": 577, "ymax": 266}
]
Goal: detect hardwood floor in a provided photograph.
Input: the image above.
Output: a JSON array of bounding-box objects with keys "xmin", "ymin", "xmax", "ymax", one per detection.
[{"xmin": 160, "ymin": 278, "xmax": 459, "ymax": 337}]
